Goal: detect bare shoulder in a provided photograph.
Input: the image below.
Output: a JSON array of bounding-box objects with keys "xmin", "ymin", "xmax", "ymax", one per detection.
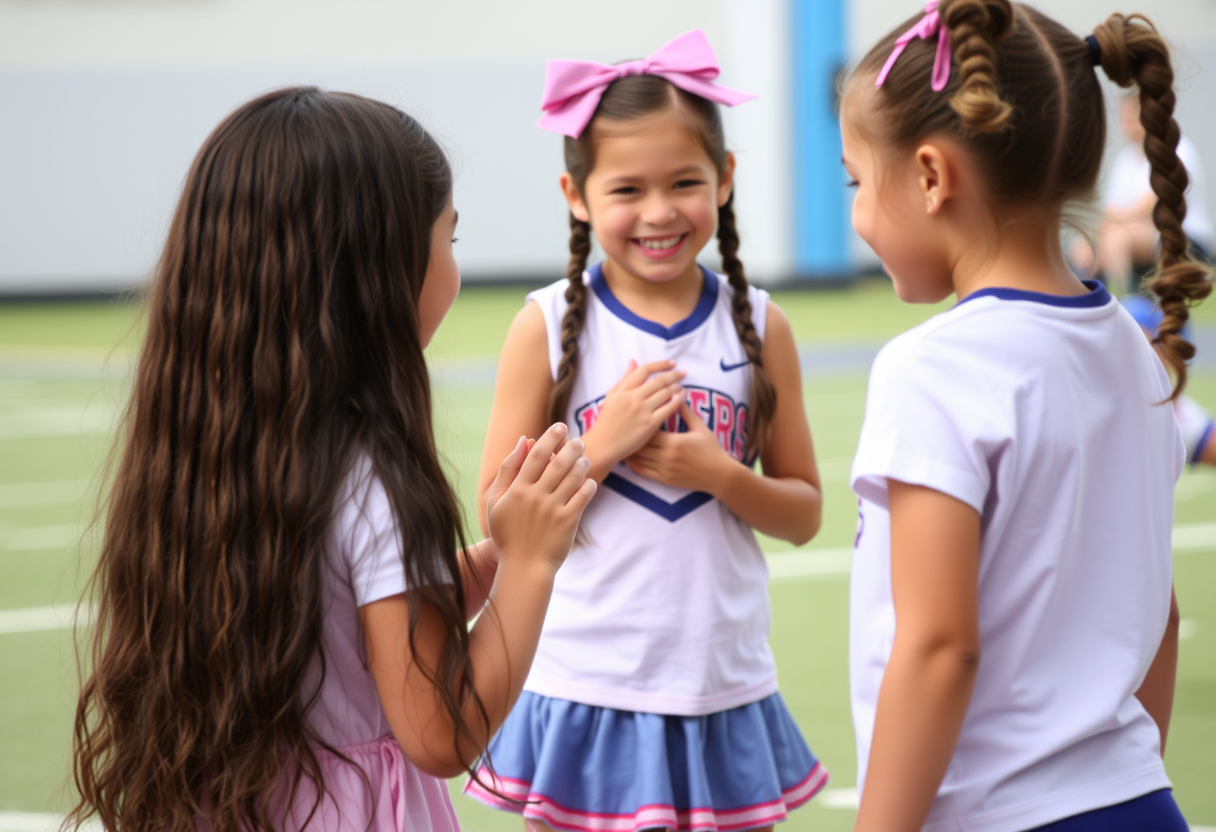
[{"xmin": 500, "ymin": 300, "xmax": 551, "ymax": 372}]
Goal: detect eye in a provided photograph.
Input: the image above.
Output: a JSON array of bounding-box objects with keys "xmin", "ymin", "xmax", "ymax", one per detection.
[
  {"xmin": 674, "ymin": 178, "xmax": 704, "ymax": 189},
  {"xmin": 845, "ymin": 179, "xmax": 860, "ymax": 189},
  {"xmin": 611, "ymin": 186, "xmax": 640, "ymax": 195},
  {"xmin": 451, "ymin": 237, "xmax": 459, "ymax": 244}
]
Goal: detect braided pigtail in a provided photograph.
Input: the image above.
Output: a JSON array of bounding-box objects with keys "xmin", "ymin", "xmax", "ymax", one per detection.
[
  {"xmin": 941, "ymin": 0, "xmax": 1015, "ymax": 134},
  {"xmin": 1093, "ymin": 14, "xmax": 1213, "ymax": 397},
  {"xmin": 548, "ymin": 214, "xmax": 593, "ymax": 423},
  {"xmin": 717, "ymin": 194, "xmax": 776, "ymax": 458}
]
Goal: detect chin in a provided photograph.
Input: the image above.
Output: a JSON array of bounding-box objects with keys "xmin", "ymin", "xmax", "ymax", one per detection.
[{"xmin": 888, "ymin": 273, "xmax": 949, "ymax": 305}]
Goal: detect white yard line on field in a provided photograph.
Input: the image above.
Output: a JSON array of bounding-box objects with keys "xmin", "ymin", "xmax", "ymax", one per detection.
[
  {"xmin": 0, "ymin": 524, "xmax": 81, "ymax": 552},
  {"xmin": 0, "ymin": 813, "xmax": 100, "ymax": 832},
  {"xmin": 0, "ymin": 479, "xmax": 91, "ymax": 509},
  {"xmin": 0, "ymin": 407, "xmax": 117, "ymax": 440},
  {"xmin": 768, "ymin": 520, "xmax": 1216, "ymax": 583},
  {"xmin": 816, "ymin": 787, "xmax": 859, "ymax": 809},
  {"xmin": 0, "ymin": 603, "xmax": 96, "ymax": 636}
]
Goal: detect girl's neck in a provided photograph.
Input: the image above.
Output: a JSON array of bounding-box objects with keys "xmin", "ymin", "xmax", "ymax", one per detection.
[
  {"xmin": 949, "ymin": 208, "xmax": 1087, "ymax": 301},
  {"xmin": 601, "ymin": 257, "xmax": 706, "ymax": 327}
]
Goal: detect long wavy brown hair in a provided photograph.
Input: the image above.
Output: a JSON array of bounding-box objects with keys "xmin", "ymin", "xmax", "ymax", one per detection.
[
  {"xmin": 846, "ymin": 0, "xmax": 1212, "ymax": 396},
  {"xmin": 70, "ymin": 87, "xmax": 487, "ymax": 832}
]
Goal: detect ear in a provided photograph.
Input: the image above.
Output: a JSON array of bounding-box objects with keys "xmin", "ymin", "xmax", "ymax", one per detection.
[
  {"xmin": 913, "ymin": 142, "xmax": 954, "ymax": 215},
  {"xmin": 559, "ymin": 172, "xmax": 591, "ymax": 223},
  {"xmin": 717, "ymin": 151, "xmax": 737, "ymax": 208}
]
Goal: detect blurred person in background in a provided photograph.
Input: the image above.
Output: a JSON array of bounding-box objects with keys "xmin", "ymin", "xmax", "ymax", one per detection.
[{"xmin": 1071, "ymin": 94, "xmax": 1215, "ymax": 294}]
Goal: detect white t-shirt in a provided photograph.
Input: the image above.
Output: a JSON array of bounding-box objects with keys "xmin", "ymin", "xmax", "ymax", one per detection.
[
  {"xmin": 1105, "ymin": 134, "xmax": 1215, "ymax": 250},
  {"xmin": 524, "ymin": 264, "xmax": 779, "ymax": 716},
  {"xmin": 849, "ymin": 282, "xmax": 1183, "ymax": 832},
  {"xmin": 297, "ymin": 458, "xmax": 459, "ymax": 832}
]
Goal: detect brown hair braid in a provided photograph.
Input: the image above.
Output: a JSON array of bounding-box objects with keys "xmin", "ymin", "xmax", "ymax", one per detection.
[
  {"xmin": 549, "ymin": 214, "xmax": 593, "ymax": 423},
  {"xmin": 717, "ymin": 194, "xmax": 776, "ymax": 456},
  {"xmin": 943, "ymin": 0, "xmax": 1016, "ymax": 133},
  {"xmin": 549, "ymin": 73, "xmax": 775, "ymax": 454},
  {"xmin": 1093, "ymin": 14, "xmax": 1213, "ymax": 395}
]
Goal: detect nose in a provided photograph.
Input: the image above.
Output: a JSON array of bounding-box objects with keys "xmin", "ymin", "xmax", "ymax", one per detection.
[{"xmin": 639, "ymin": 192, "xmax": 679, "ymax": 227}]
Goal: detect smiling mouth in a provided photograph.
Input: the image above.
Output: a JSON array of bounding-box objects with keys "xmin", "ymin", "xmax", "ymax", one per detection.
[{"xmin": 634, "ymin": 234, "xmax": 687, "ymax": 251}]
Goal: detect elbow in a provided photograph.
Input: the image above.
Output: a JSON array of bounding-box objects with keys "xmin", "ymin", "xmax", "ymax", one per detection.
[
  {"xmin": 402, "ymin": 746, "xmax": 472, "ymax": 781},
  {"xmin": 789, "ymin": 513, "xmax": 822, "ymax": 548},
  {"xmin": 902, "ymin": 632, "xmax": 981, "ymax": 679},
  {"xmin": 784, "ymin": 500, "xmax": 823, "ymax": 547}
]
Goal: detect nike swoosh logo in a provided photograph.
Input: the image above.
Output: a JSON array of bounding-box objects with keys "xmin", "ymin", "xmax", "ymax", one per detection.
[{"xmin": 719, "ymin": 358, "xmax": 751, "ymax": 372}]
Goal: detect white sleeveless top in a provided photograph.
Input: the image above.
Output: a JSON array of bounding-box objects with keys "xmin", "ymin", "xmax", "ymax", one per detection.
[{"xmin": 523, "ymin": 263, "xmax": 778, "ymax": 716}]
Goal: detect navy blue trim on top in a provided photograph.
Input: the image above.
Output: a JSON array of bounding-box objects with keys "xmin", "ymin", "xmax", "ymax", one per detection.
[
  {"xmin": 958, "ymin": 279, "xmax": 1110, "ymax": 308},
  {"xmin": 602, "ymin": 473, "xmax": 714, "ymax": 522},
  {"xmin": 1193, "ymin": 419, "xmax": 1215, "ymax": 465},
  {"xmin": 589, "ymin": 262, "xmax": 719, "ymax": 340}
]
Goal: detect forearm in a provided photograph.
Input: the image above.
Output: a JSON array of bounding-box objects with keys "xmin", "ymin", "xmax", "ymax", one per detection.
[
  {"xmin": 460, "ymin": 560, "xmax": 556, "ymax": 749},
  {"xmin": 855, "ymin": 641, "xmax": 979, "ymax": 832},
  {"xmin": 711, "ymin": 462, "xmax": 822, "ymax": 545},
  {"xmin": 1135, "ymin": 588, "xmax": 1180, "ymax": 754},
  {"xmin": 458, "ymin": 538, "xmax": 499, "ymax": 618}
]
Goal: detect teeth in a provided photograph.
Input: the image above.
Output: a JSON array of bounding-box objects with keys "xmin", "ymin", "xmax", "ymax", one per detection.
[{"xmin": 638, "ymin": 235, "xmax": 682, "ymax": 251}]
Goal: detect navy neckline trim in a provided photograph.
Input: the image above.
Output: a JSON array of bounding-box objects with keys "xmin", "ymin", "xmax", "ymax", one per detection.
[
  {"xmin": 957, "ymin": 279, "xmax": 1110, "ymax": 309},
  {"xmin": 589, "ymin": 262, "xmax": 719, "ymax": 340}
]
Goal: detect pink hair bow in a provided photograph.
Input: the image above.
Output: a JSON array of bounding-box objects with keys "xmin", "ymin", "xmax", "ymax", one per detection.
[
  {"xmin": 538, "ymin": 29, "xmax": 756, "ymax": 139},
  {"xmin": 875, "ymin": 0, "xmax": 953, "ymax": 92}
]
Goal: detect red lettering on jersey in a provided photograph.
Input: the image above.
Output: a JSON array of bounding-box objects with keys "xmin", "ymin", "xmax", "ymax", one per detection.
[
  {"xmin": 734, "ymin": 404, "xmax": 750, "ymax": 461},
  {"xmin": 713, "ymin": 392, "xmax": 734, "ymax": 453},
  {"xmin": 688, "ymin": 388, "xmax": 712, "ymax": 429}
]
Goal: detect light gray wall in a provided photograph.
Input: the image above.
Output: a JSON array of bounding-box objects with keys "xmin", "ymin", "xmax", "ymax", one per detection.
[{"xmin": 0, "ymin": 0, "xmax": 798, "ymax": 294}]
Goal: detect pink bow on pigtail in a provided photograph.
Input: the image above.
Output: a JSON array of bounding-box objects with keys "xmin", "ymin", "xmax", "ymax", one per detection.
[
  {"xmin": 538, "ymin": 29, "xmax": 756, "ymax": 139},
  {"xmin": 875, "ymin": 0, "xmax": 953, "ymax": 92}
]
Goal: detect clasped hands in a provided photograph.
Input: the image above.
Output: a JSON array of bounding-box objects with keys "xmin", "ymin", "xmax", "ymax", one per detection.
[{"xmin": 593, "ymin": 359, "xmax": 735, "ymax": 493}]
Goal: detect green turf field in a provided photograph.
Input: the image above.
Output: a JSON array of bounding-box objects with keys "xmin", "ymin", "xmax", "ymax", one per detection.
[{"xmin": 1, "ymin": 283, "xmax": 1214, "ymax": 831}]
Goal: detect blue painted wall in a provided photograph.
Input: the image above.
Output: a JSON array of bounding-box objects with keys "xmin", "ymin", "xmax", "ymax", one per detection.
[{"xmin": 791, "ymin": 0, "xmax": 850, "ymax": 277}]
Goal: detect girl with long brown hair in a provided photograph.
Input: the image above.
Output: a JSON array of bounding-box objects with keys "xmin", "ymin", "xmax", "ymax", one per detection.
[
  {"xmin": 464, "ymin": 30, "xmax": 827, "ymax": 832},
  {"xmin": 70, "ymin": 86, "xmax": 596, "ymax": 832},
  {"xmin": 839, "ymin": 2, "xmax": 1211, "ymax": 830}
]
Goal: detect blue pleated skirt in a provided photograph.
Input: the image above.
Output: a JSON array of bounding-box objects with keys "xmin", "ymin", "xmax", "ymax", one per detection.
[{"xmin": 463, "ymin": 691, "xmax": 827, "ymax": 832}]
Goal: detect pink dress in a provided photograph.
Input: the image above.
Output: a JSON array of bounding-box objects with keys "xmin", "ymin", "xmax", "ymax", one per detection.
[{"xmin": 270, "ymin": 460, "xmax": 462, "ymax": 832}]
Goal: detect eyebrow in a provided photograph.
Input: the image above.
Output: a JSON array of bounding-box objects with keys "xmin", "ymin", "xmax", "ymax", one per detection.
[{"xmin": 601, "ymin": 166, "xmax": 709, "ymax": 187}]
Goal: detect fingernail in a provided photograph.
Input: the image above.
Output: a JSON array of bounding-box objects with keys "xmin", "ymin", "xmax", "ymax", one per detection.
[
  {"xmin": 552, "ymin": 423, "xmax": 567, "ymax": 435},
  {"xmin": 578, "ymin": 456, "xmax": 591, "ymax": 469},
  {"xmin": 572, "ymin": 439, "xmax": 585, "ymax": 452}
]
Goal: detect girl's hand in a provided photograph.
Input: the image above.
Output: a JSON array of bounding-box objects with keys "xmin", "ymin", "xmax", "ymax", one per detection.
[
  {"xmin": 583, "ymin": 359, "xmax": 686, "ymax": 470},
  {"xmin": 485, "ymin": 423, "xmax": 596, "ymax": 572},
  {"xmin": 625, "ymin": 399, "xmax": 733, "ymax": 492}
]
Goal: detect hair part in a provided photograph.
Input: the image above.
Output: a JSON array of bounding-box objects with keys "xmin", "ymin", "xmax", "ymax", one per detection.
[
  {"xmin": 548, "ymin": 75, "xmax": 776, "ymax": 456},
  {"xmin": 70, "ymin": 87, "xmax": 487, "ymax": 832},
  {"xmin": 846, "ymin": 0, "xmax": 1211, "ymax": 396}
]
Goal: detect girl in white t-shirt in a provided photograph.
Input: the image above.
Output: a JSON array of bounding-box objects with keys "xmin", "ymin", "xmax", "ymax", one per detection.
[
  {"xmin": 465, "ymin": 30, "xmax": 828, "ymax": 832},
  {"xmin": 838, "ymin": 2, "xmax": 1211, "ymax": 831},
  {"xmin": 71, "ymin": 87, "xmax": 595, "ymax": 832}
]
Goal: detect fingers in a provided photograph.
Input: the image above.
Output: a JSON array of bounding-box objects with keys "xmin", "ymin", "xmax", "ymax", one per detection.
[
  {"xmin": 489, "ymin": 436, "xmax": 528, "ymax": 498},
  {"xmin": 553, "ymin": 453, "xmax": 592, "ymax": 504},
  {"xmin": 653, "ymin": 392, "xmax": 684, "ymax": 426},
  {"xmin": 537, "ymin": 435, "xmax": 586, "ymax": 492},
  {"xmin": 679, "ymin": 398, "xmax": 707, "ymax": 428},
  {"xmin": 644, "ymin": 382, "xmax": 685, "ymax": 412},
  {"xmin": 564, "ymin": 477, "xmax": 598, "ymax": 514},
  {"xmin": 637, "ymin": 368, "xmax": 686, "ymax": 399},
  {"xmin": 518, "ymin": 423, "xmax": 569, "ymax": 484},
  {"xmin": 617, "ymin": 359, "xmax": 676, "ymax": 390}
]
